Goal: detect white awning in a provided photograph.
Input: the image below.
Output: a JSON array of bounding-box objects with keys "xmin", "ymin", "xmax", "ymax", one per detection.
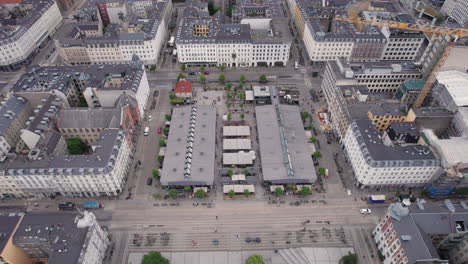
[
  {"xmin": 231, "ymin": 174, "xmax": 246, "ymax": 181},
  {"xmin": 223, "ymin": 184, "xmax": 255, "ymax": 193},
  {"xmin": 296, "ymin": 185, "xmax": 312, "ymax": 191},
  {"xmin": 245, "ymin": 90, "xmax": 254, "ymax": 101}
]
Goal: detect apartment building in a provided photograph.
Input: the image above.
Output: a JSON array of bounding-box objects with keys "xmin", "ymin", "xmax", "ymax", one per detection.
[
  {"xmin": 0, "ymin": 214, "xmax": 32, "ymax": 264},
  {"xmin": 0, "ymin": 128, "xmax": 131, "ymax": 198},
  {"xmin": 373, "ymin": 201, "xmax": 468, "ymax": 264},
  {"xmin": 13, "ymin": 211, "xmax": 109, "ymax": 264},
  {"xmin": 57, "ymin": 107, "xmax": 138, "ymax": 143},
  {"xmin": 442, "ymin": 0, "xmax": 468, "ymax": 27},
  {"xmin": 176, "ymin": 4, "xmax": 291, "ymax": 67},
  {"xmin": 344, "ymin": 119, "xmax": 440, "ymax": 189},
  {"xmin": 336, "ymin": 57, "xmax": 421, "ymax": 93},
  {"xmin": 380, "ymin": 14, "xmax": 425, "ymax": 61},
  {"xmin": 16, "ymin": 95, "xmax": 62, "ymax": 155},
  {"xmin": 367, "ymin": 104, "xmax": 407, "ymax": 131},
  {"xmin": 0, "ymin": 0, "xmax": 62, "ymax": 71},
  {"xmin": 12, "ymin": 60, "xmax": 150, "ymax": 118},
  {"xmin": 0, "ymin": 96, "xmax": 32, "ymax": 157},
  {"xmin": 56, "ymin": 0, "xmax": 171, "ymax": 66}
]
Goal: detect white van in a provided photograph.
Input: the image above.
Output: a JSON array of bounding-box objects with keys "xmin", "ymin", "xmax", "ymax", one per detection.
[
  {"xmin": 144, "ymin": 127, "xmax": 150, "ymax": 136},
  {"xmin": 294, "ymin": 61, "xmax": 298, "ymax": 69}
]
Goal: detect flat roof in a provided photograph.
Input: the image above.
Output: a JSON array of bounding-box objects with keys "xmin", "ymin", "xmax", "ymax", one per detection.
[
  {"xmin": 222, "ymin": 126, "xmax": 250, "ymax": 137},
  {"xmin": 436, "ymin": 70, "xmax": 468, "ymax": 107},
  {"xmin": 223, "ymin": 138, "xmax": 251, "ymax": 150},
  {"xmin": 255, "ymin": 104, "xmax": 317, "ymax": 184},
  {"xmin": 0, "ymin": 214, "xmax": 22, "ymax": 253},
  {"xmin": 223, "ymin": 152, "xmax": 254, "ymax": 165},
  {"xmin": 161, "ymin": 106, "xmax": 216, "ymax": 186}
]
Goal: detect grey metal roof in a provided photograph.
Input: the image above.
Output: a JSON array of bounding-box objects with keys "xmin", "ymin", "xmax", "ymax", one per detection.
[
  {"xmin": 0, "ymin": 214, "xmax": 21, "ymax": 252},
  {"xmin": 255, "ymin": 104, "xmax": 317, "ymax": 184},
  {"xmin": 26, "ymin": 95, "xmax": 62, "ymax": 133},
  {"xmin": 387, "ymin": 122, "xmax": 420, "ymax": 137},
  {"xmin": 352, "ymin": 119, "xmax": 439, "ymax": 163},
  {"xmin": 13, "ymin": 213, "xmax": 88, "ymax": 264},
  {"xmin": 58, "ymin": 108, "xmax": 121, "ymax": 129},
  {"xmin": 388, "ymin": 201, "xmax": 468, "ymax": 263},
  {"xmin": 161, "ymin": 106, "xmax": 216, "ymax": 186},
  {"xmin": 368, "ymin": 103, "xmax": 404, "ymax": 116},
  {"xmin": 0, "ymin": 95, "xmax": 29, "ymax": 136}
]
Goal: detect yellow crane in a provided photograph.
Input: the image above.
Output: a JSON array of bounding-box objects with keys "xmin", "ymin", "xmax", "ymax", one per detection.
[{"xmin": 335, "ymin": 15, "xmax": 468, "ymax": 107}]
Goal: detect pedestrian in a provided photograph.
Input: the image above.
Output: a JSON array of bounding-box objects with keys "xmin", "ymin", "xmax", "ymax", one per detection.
[{"xmin": 216, "ymin": 216, "xmax": 218, "ymax": 220}]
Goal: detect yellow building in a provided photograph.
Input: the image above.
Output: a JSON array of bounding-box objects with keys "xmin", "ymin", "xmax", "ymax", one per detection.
[
  {"xmin": 0, "ymin": 215, "xmax": 32, "ymax": 264},
  {"xmin": 367, "ymin": 104, "xmax": 407, "ymax": 131}
]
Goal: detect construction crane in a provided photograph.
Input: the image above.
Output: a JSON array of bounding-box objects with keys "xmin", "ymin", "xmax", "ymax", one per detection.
[{"xmin": 335, "ymin": 15, "xmax": 468, "ymax": 107}]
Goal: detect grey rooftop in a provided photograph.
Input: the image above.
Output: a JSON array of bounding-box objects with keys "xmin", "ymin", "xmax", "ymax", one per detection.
[
  {"xmin": 0, "ymin": 213, "xmax": 22, "ymax": 253},
  {"xmin": 255, "ymin": 104, "xmax": 317, "ymax": 184},
  {"xmin": 57, "ymin": 108, "xmax": 121, "ymax": 129},
  {"xmin": 161, "ymin": 106, "xmax": 216, "ymax": 186},
  {"xmin": 352, "ymin": 119, "xmax": 438, "ymax": 164}
]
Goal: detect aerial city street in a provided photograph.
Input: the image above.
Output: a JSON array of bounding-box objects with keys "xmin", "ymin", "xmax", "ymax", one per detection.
[{"xmin": 0, "ymin": 0, "xmax": 467, "ymax": 263}]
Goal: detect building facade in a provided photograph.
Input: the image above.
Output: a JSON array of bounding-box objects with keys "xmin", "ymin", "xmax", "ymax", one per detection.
[
  {"xmin": 442, "ymin": 0, "xmax": 468, "ymax": 27},
  {"xmin": 344, "ymin": 120, "xmax": 441, "ymax": 189},
  {"xmin": 0, "ymin": 0, "xmax": 62, "ymax": 71}
]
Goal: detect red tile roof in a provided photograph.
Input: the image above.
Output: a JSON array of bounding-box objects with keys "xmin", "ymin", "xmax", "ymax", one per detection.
[
  {"xmin": 175, "ymin": 79, "xmax": 193, "ymax": 94},
  {"xmin": 0, "ymin": 0, "xmax": 22, "ymax": 4}
]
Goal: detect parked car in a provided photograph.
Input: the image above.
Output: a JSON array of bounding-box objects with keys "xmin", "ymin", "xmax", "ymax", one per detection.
[
  {"xmin": 58, "ymin": 202, "xmax": 75, "ymax": 210},
  {"xmin": 188, "ymin": 72, "xmax": 197, "ymax": 76},
  {"xmin": 144, "ymin": 126, "xmax": 150, "ymax": 136},
  {"xmin": 147, "ymin": 177, "xmax": 153, "ymax": 185},
  {"xmin": 157, "ymin": 127, "xmax": 162, "ymax": 134},
  {"xmin": 360, "ymin": 208, "xmax": 371, "ymax": 214},
  {"xmin": 148, "ymin": 115, "xmax": 152, "ymax": 121},
  {"xmin": 204, "ymin": 71, "xmax": 210, "ymax": 75}
]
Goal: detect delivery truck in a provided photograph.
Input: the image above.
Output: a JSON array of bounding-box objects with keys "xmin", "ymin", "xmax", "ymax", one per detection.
[{"xmin": 369, "ymin": 195, "xmax": 386, "ymax": 203}]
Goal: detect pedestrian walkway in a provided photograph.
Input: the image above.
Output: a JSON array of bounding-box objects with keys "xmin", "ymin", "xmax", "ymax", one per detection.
[{"xmin": 127, "ymin": 247, "xmax": 355, "ymax": 264}]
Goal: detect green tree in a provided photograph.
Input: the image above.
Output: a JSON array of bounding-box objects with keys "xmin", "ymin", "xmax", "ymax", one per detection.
[
  {"xmin": 227, "ymin": 113, "xmax": 232, "ymax": 120},
  {"xmin": 199, "ymin": 74, "xmax": 206, "ymax": 84},
  {"xmin": 240, "ymin": 74, "xmax": 246, "ymax": 83},
  {"xmin": 159, "ymin": 139, "xmax": 166, "ymax": 147},
  {"xmin": 228, "ymin": 189, "xmax": 235, "ymax": 197},
  {"xmin": 219, "ymin": 64, "xmax": 225, "ymax": 71},
  {"xmin": 227, "ymin": 103, "xmax": 232, "ymax": 109},
  {"xmin": 286, "ymin": 184, "xmax": 295, "ymax": 191},
  {"xmin": 300, "ymin": 186, "xmax": 311, "ymax": 196},
  {"xmin": 246, "ymin": 254, "xmax": 265, "ymax": 264},
  {"xmin": 195, "ymin": 189, "xmax": 206, "ymax": 198},
  {"xmin": 342, "ymin": 253, "xmax": 358, "ymax": 264},
  {"xmin": 244, "ymin": 189, "xmax": 251, "ymax": 197},
  {"xmin": 150, "ymin": 65, "xmax": 156, "ymax": 71},
  {"xmin": 200, "ymin": 65, "xmax": 205, "ymax": 72},
  {"xmin": 218, "ymin": 73, "xmax": 226, "ymax": 83},
  {"xmin": 165, "ymin": 114, "xmax": 172, "ymax": 121},
  {"xmin": 241, "ymin": 169, "xmax": 249, "ymax": 175},
  {"xmin": 274, "ymin": 187, "xmax": 284, "ymax": 196},
  {"xmin": 318, "ymin": 167, "xmax": 326, "ymax": 176},
  {"xmin": 184, "ymin": 185, "xmax": 191, "ymax": 191},
  {"xmin": 302, "ymin": 111, "xmax": 310, "ymax": 121},
  {"xmin": 169, "ymin": 93, "xmax": 175, "ymax": 100},
  {"xmin": 180, "ymin": 64, "xmax": 186, "ymax": 72},
  {"xmin": 226, "ymin": 92, "xmax": 232, "ymax": 99},
  {"xmin": 239, "ymin": 103, "xmax": 244, "ymax": 108},
  {"xmin": 240, "ymin": 113, "xmax": 245, "ymax": 119},
  {"xmin": 259, "ymin": 74, "xmax": 267, "ymax": 83},
  {"xmin": 168, "ymin": 189, "xmax": 178, "ymax": 199},
  {"xmin": 163, "ymin": 127, "xmax": 169, "ymax": 135},
  {"xmin": 236, "ymin": 83, "xmax": 244, "ymax": 90},
  {"xmin": 226, "ymin": 82, "xmax": 233, "ymax": 90},
  {"xmin": 141, "ymin": 251, "xmax": 170, "ymax": 264},
  {"xmin": 177, "ymin": 72, "xmax": 185, "ymax": 81},
  {"xmin": 227, "ymin": 169, "xmax": 234, "ymax": 176},
  {"xmin": 309, "ymin": 136, "xmax": 317, "ymax": 143},
  {"xmin": 66, "ymin": 138, "xmax": 87, "ymax": 155},
  {"xmin": 307, "ymin": 124, "xmax": 314, "ymax": 130},
  {"xmin": 157, "ymin": 155, "xmax": 164, "ymax": 163},
  {"xmin": 238, "ymin": 91, "xmax": 245, "ymax": 99},
  {"xmin": 313, "ymin": 150, "xmax": 322, "ymax": 159},
  {"xmin": 152, "ymin": 169, "xmax": 160, "ymax": 179}
]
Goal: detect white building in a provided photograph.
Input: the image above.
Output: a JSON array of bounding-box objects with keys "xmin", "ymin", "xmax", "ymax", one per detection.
[
  {"xmin": 0, "ymin": 0, "xmax": 62, "ymax": 71},
  {"xmin": 1, "ymin": 128, "xmax": 131, "ymax": 198},
  {"xmin": 442, "ymin": 0, "xmax": 468, "ymax": 27},
  {"xmin": 176, "ymin": 7, "xmax": 291, "ymax": 67},
  {"xmin": 56, "ymin": 0, "xmax": 171, "ymax": 66},
  {"xmin": 77, "ymin": 211, "xmax": 110, "ymax": 264},
  {"xmin": 344, "ymin": 119, "xmax": 441, "ymax": 189}
]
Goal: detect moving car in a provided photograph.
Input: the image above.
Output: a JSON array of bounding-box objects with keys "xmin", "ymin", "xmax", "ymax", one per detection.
[
  {"xmin": 157, "ymin": 127, "xmax": 162, "ymax": 134},
  {"xmin": 204, "ymin": 71, "xmax": 210, "ymax": 75},
  {"xmin": 144, "ymin": 127, "xmax": 150, "ymax": 136},
  {"xmin": 148, "ymin": 115, "xmax": 152, "ymax": 121},
  {"xmin": 360, "ymin": 208, "xmax": 371, "ymax": 214},
  {"xmin": 59, "ymin": 202, "xmax": 75, "ymax": 210},
  {"xmin": 147, "ymin": 177, "xmax": 153, "ymax": 185},
  {"xmin": 188, "ymin": 72, "xmax": 197, "ymax": 76}
]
